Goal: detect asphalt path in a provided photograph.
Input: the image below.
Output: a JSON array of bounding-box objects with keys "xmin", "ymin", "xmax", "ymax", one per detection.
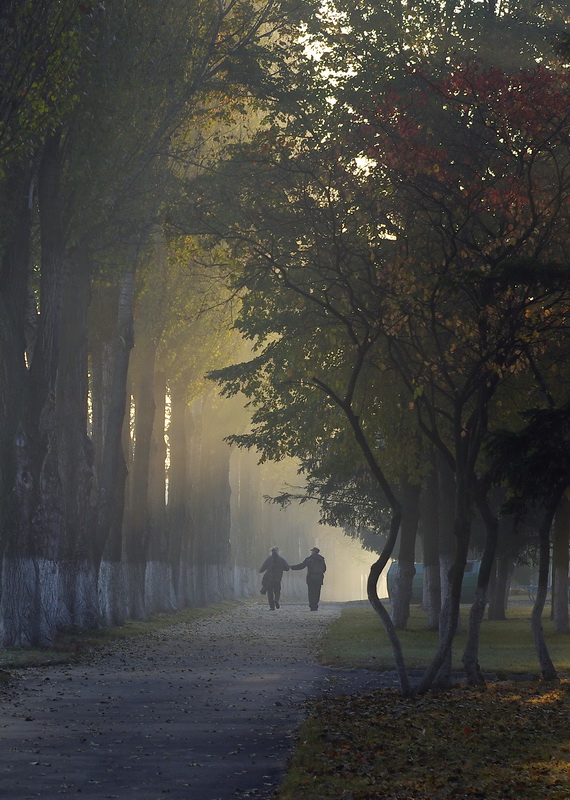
[{"xmin": 0, "ymin": 600, "xmax": 396, "ymax": 800}]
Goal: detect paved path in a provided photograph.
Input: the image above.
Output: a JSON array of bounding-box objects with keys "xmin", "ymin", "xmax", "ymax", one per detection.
[{"xmin": 0, "ymin": 600, "xmax": 394, "ymax": 800}]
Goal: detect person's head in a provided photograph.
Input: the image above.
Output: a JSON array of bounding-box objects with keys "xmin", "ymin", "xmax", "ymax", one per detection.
[
  {"xmin": 271, "ymin": 546, "xmax": 279, "ymax": 555},
  {"xmin": 311, "ymin": 547, "xmax": 320, "ymax": 554}
]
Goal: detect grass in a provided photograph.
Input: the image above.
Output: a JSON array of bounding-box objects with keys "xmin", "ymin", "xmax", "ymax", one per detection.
[
  {"xmin": 319, "ymin": 601, "xmax": 570, "ymax": 676},
  {"xmin": 275, "ymin": 600, "xmax": 570, "ymax": 800}
]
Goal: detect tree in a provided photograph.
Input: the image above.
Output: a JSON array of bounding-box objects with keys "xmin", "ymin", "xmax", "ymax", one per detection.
[
  {"xmin": 551, "ymin": 498, "xmax": 569, "ymax": 634},
  {"xmin": 194, "ymin": 59, "xmax": 570, "ymax": 694},
  {"xmin": 486, "ymin": 404, "xmax": 570, "ymax": 679},
  {"xmin": 0, "ymin": 0, "xmax": 297, "ymax": 645}
]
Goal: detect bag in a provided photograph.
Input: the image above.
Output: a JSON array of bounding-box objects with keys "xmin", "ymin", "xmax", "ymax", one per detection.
[{"xmin": 260, "ymin": 571, "xmax": 271, "ymax": 594}]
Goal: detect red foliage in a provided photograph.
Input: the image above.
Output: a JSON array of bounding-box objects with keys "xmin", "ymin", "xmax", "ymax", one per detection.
[{"xmin": 354, "ymin": 62, "xmax": 570, "ymax": 266}]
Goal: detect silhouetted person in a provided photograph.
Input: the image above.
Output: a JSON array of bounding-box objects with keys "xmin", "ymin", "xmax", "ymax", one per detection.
[
  {"xmin": 259, "ymin": 547, "xmax": 290, "ymax": 610},
  {"xmin": 291, "ymin": 547, "xmax": 326, "ymax": 610}
]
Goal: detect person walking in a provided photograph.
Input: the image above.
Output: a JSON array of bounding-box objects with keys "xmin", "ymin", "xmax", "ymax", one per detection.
[
  {"xmin": 291, "ymin": 547, "xmax": 326, "ymax": 610},
  {"xmin": 259, "ymin": 547, "xmax": 290, "ymax": 610}
]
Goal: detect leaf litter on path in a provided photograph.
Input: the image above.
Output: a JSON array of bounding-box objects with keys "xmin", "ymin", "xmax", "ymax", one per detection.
[{"xmin": 0, "ymin": 601, "xmax": 387, "ymax": 800}]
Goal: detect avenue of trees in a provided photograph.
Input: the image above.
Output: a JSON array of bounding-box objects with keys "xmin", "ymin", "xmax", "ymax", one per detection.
[
  {"xmin": 0, "ymin": 0, "xmax": 327, "ymax": 647},
  {"xmin": 2, "ymin": 0, "xmax": 570, "ymax": 698},
  {"xmin": 185, "ymin": 1, "xmax": 570, "ymax": 694}
]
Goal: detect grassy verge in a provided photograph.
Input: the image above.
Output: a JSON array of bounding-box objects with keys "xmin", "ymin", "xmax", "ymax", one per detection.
[
  {"xmin": 320, "ymin": 600, "xmax": 570, "ymax": 675},
  {"xmin": 275, "ymin": 601, "xmax": 570, "ymax": 800},
  {"xmin": 0, "ymin": 600, "xmax": 240, "ymax": 669}
]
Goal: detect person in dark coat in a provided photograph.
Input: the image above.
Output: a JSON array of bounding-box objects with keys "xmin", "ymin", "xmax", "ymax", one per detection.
[
  {"xmin": 259, "ymin": 547, "xmax": 290, "ymax": 610},
  {"xmin": 290, "ymin": 547, "xmax": 326, "ymax": 610}
]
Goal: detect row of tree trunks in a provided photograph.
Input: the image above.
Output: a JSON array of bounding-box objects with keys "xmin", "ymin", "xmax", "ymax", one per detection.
[
  {"xmin": 389, "ymin": 451, "xmax": 569, "ymax": 691},
  {"xmin": 0, "ymin": 150, "xmax": 271, "ymax": 645},
  {"xmin": 0, "ymin": 134, "xmax": 101, "ymax": 645}
]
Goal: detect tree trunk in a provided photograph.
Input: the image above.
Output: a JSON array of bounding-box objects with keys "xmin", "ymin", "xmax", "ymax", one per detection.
[
  {"xmin": 149, "ymin": 370, "xmax": 168, "ymax": 553},
  {"xmin": 415, "ymin": 453, "xmax": 473, "ymax": 695},
  {"xmin": 1, "ymin": 132, "xmax": 99, "ymax": 645},
  {"xmin": 124, "ymin": 333, "xmax": 159, "ymax": 617},
  {"xmin": 191, "ymin": 394, "xmax": 234, "ymax": 605},
  {"xmin": 367, "ymin": 503, "xmax": 411, "ymax": 696},
  {"xmin": 438, "ymin": 455, "xmax": 456, "ymax": 610},
  {"xmin": 231, "ymin": 447, "xmax": 265, "ymax": 596},
  {"xmin": 487, "ymin": 496, "xmax": 520, "ymax": 620},
  {"xmin": 0, "ymin": 164, "xmax": 38, "ymax": 646},
  {"xmin": 0, "ymin": 163, "xmax": 33, "ymax": 518},
  {"xmin": 94, "ymin": 269, "xmax": 134, "ymax": 626},
  {"xmin": 55, "ymin": 247, "xmax": 98, "ymax": 629},
  {"xmin": 462, "ymin": 495, "xmax": 498, "ymax": 685},
  {"xmin": 166, "ymin": 379, "xmax": 194, "ymax": 604},
  {"xmin": 437, "ymin": 454, "xmax": 457, "ymax": 679},
  {"xmin": 146, "ymin": 369, "xmax": 171, "ymax": 611},
  {"xmin": 391, "ymin": 479, "xmax": 420, "ymax": 629},
  {"xmin": 552, "ymin": 497, "xmax": 569, "ymax": 634},
  {"xmin": 7, "ymin": 135, "xmax": 61, "ymax": 644},
  {"xmin": 488, "ymin": 551, "xmax": 513, "ymax": 621},
  {"xmin": 421, "ymin": 458, "xmax": 441, "ymax": 630},
  {"xmin": 531, "ymin": 498, "xmax": 559, "ymax": 681}
]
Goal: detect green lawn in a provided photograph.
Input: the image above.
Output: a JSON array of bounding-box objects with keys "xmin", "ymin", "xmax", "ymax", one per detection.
[
  {"xmin": 320, "ymin": 601, "xmax": 570, "ymax": 676},
  {"xmin": 276, "ymin": 600, "xmax": 570, "ymax": 800}
]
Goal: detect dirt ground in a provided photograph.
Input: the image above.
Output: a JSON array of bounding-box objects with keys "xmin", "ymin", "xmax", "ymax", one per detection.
[{"xmin": 0, "ymin": 599, "xmax": 396, "ymax": 800}]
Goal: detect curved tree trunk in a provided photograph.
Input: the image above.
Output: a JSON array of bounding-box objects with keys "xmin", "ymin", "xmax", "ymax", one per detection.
[
  {"xmin": 367, "ymin": 506, "xmax": 411, "ymax": 697},
  {"xmin": 337, "ymin": 403, "xmax": 411, "ymax": 694}
]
